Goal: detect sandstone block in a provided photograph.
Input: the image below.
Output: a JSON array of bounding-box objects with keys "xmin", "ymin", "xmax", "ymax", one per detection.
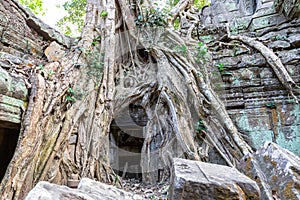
[
  {"xmin": 25, "ymin": 178, "xmax": 143, "ymax": 200},
  {"xmin": 240, "ymin": 142, "xmax": 300, "ymax": 200},
  {"xmin": 168, "ymin": 158, "xmax": 260, "ymax": 200}
]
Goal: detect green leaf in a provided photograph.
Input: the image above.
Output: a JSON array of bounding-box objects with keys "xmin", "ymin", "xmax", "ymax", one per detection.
[
  {"xmin": 56, "ymin": 0, "xmax": 87, "ymax": 36},
  {"xmin": 198, "ymin": 42, "xmax": 204, "ymax": 47},
  {"xmin": 48, "ymin": 70, "xmax": 54, "ymax": 75},
  {"xmin": 100, "ymin": 10, "xmax": 108, "ymax": 18},
  {"xmin": 68, "ymin": 87, "xmax": 75, "ymax": 94},
  {"xmin": 217, "ymin": 63, "xmax": 225, "ymax": 72},
  {"xmin": 173, "ymin": 18, "xmax": 180, "ymax": 30},
  {"xmin": 66, "ymin": 95, "xmax": 76, "ymax": 102},
  {"xmin": 265, "ymin": 102, "xmax": 276, "ymax": 109},
  {"xmin": 195, "ymin": 120, "xmax": 207, "ymax": 134},
  {"xmin": 19, "ymin": 0, "xmax": 45, "ymax": 15},
  {"xmin": 38, "ymin": 64, "xmax": 44, "ymax": 70},
  {"xmin": 193, "ymin": 0, "xmax": 210, "ymax": 9}
]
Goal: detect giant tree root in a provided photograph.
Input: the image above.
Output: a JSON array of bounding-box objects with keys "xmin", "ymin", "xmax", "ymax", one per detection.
[{"xmin": 228, "ymin": 33, "xmax": 299, "ymax": 103}]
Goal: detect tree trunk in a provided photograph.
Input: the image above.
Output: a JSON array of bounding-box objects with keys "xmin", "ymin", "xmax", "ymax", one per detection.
[
  {"xmin": 0, "ymin": 0, "xmax": 256, "ymax": 199},
  {"xmin": 0, "ymin": 0, "xmax": 118, "ymax": 199}
]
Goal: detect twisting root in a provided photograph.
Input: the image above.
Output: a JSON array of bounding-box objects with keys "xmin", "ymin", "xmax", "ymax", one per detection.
[
  {"xmin": 227, "ymin": 25, "xmax": 299, "ymax": 103},
  {"xmin": 169, "ymin": 0, "xmax": 194, "ymax": 25}
]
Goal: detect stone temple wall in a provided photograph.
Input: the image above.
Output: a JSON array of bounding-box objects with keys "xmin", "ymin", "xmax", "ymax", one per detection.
[
  {"xmin": 0, "ymin": 0, "xmax": 71, "ymax": 129},
  {"xmin": 199, "ymin": 0, "xmax": 300, "ymax": 155},
  {"xmin": 0, "ymin": 0, "xmax": 299, "ymax": 156},
  {"xmin": 0, "ymin": 0, "xmax": 73, "ymax": 180}
]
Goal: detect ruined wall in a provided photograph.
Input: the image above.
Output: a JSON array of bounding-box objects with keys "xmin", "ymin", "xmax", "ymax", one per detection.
[
  {"xmin": 199, "ymin": 0, "xmax": 300, "ymax": 155},
  {"xmin": 0, "ymin": 0, "xmax": 72, "ymax": 129},
  {"xmin": 0, "ymin": 0, "xmax": 299, "ymax": 158}
]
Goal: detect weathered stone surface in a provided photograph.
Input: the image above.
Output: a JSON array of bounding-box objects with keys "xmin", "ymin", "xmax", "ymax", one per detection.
[
  {"xmin": 78, "ymin": 178, "xmax": 143, "ymax": 200},
  {"xmin": 0, "ymin": 0, "xmax": 73, "ymax": 58},
  {"xmin": 240, "ymin": 142, "xmax": 300, "ymax": 200},
  {"xmin": 168, "ymin": 158, "xmax": 260, "ymax": 200},
  {"xmin": 0, "ymin": 67, "xmax": 28, "ymax": 100},
  {"xmin": 249, "ymin": 13, "xmax": 286, "ymax": 31},
  {"xmin": 0, "ymin": 52, "xmax": 29, "ymax": 129},
  {"xmin": 45, "ymin": 42, "xmax": 65, "ymax": 62},
  {"xmin": 202, "ymin": 0, "xmax": 300, "ymax": 156},
  {"xmin": 25, "ymin": 178, "xmax": 143, "ymax": 200},
  {"xmin": 200, "ymin": 0, "xmax": 296, "ymax": 31},
  {"xmin": 276, "ymin": 0, "xmax": 300, "ymax": 19},
  {"xmin": 287, "ymin": 34, "xmax": 300, "ymax": 47},
  {"xmin": 268, "ymin": 40, "xmax": 291, "ymax": 49},
  {"xmin": 0, "ymin": 94, "xmax": 24, "ymax": 129}
]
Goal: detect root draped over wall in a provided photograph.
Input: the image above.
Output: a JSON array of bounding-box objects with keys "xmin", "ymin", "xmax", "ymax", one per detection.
[{"xmin": 2, "ymin": 0, "xmax": 297, "ymax": 199}]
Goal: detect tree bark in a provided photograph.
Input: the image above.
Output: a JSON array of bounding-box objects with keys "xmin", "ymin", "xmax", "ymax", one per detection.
[
  {"xmin": 0, "ymin": 0, "xmax": 257, "ymax": 199},
  {"xmin": 0, "ymin": 0, "xmax": 118, "ymax": 199}
]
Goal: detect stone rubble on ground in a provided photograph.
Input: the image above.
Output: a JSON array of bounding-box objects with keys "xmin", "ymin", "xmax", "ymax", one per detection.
[
  {"xmin": 25, "ymin": 178, "xmax": 143, "ymax": 200},
  {"xmin": 122, "ymin": 178, "xmax": 169, "ymax": 199},
  {"xmin": 239, "ymin": 142, "xmax": 300, "ymax": 200},
  {"xmin": 25, "ymin": 143, "xmax": 300, "ymax": 200},
  {"xmin": 168, "ymin": 158, "xmax": 260, "ymax": 200}
]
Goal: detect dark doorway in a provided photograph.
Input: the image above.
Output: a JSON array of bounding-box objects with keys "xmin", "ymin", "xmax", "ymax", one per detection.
[
  {"xmin": 110, "ymin": 101, "xmax": 148, "ymax": 180},
  {"xmin": 110, "ymin": 124, "xmax": 144, "ymax": 180},
  {"xmin": 0, "ymin": 128, "xmax": 19, "ymax": 180}
]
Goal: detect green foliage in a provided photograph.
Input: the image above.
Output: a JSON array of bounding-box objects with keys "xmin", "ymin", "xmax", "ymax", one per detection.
[
  {"xmin": 47, "ymin": 69, "xmax": 54, "ymax": 79},
  {"xmin": 193, "ymin": 0, "xmax": 211, "ymax": 9},
  {"xmin": 68, "ymin": 87, "xmax": 75, "ymax": 94},
  {"xmin": 265, "ymin": 102, "xmax": 276, "ymax": 109},
  {"xmin": 195, "ymin": 42, "xmax": 208, "ymax": 62},
  {"xmin": 168, "ymin": 0, "xmax": 180, "ymax": 7},
  {"xmin": 37, "ymin": 64, "xmax": 44, "ymax": 70},
  {"xmin": 173, "ymin": 18, "xmax": 180, "ymax": 30},
  {"xmin": 91, "ymin": 35, "xmax": 101, "ymax": 46},
  {"xmin": 66, "ymin": 95, "xmax": 76, "ymax": 102},
  {"xmin": 217, "ymin": 63, "xmax": 225, "ymax": 72},
  {"xmin": 68, "ymin": 86, "xmax": 87, "ymax": 101},
  {"xmin": 195, "ymin": 120, "xmax": 207, "ymax": 134},
  {"xmin": 19, "ymin": 0, "xmax": 45, "ymax": 15},
  {"xmin": 66, "ymin": 87, "xmax": 76, "ymax": 102},
  {"xmin": 56, "ymin": 0, "xmax": 86, "ymax": 36},
  {"xmin": 100, "ymin": 10, "xmax": 108, "ymax": 18},
  {"xmin": 168, "ymin": 0, "xmax": 210, "ymax": 10},
  {"xmin": 175, "ymin": 45, "xmax": 188, "ymax": 55},
  {"xmin": 114, "ymin": 175, "xmax": 119, "ymax": 184},
  {"xmin": 37, "ymin": 64, "xmax": 54, "ymax": 79},
  {"xmin": 271, "ymin": 35, "xmax": 287, "ymax": 41},
  {"xmin": 85, "ymin": 50, "xmax": 104, "ymax": 83},
  {"xmin": 135, "ymin": 8, "xmax": 168, "ymax": 27}
]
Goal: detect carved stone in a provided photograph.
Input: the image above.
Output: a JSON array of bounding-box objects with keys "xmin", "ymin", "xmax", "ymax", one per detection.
[
  {"xmin": 199, "ymin": 0, "xmax": 300, "ymax": 157},
  {"xmin": 239, "ymin": 142, "xmax": 300, "ymax": 200},
  {"xmin": 168, "ymin": 158, "xmax": 260, "ymax": 200}
]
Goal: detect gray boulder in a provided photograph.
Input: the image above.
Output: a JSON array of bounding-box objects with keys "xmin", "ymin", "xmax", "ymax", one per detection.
[
  {"xmin": 168, "ymin": 158, "xmax": 260, "ymax": 200},
  {"xmin": 78, "ymin": 178, "xmax": 143, "ymax": 200},
  {"xmin": 25, "ymin": 178, "xmax": 143, "ymax": 200},
  {"xmin": 239, "ymin": 142, "xmax": 300, "ymax": 200}
]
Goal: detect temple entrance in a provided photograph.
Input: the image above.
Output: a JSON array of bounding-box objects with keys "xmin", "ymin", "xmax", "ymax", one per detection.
[
  {"xmin": 110, "ymin": 102, "xmax": 148, "ymax": 180},
  {"xmin": 0, "ymin": 128, "xmax": 19, "ymax": 180}
]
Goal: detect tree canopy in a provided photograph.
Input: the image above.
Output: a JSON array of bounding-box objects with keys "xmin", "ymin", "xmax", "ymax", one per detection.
[
  {"xmin": 56, "ymin": 0, "xmax": 86, "ymax": 36},
  {"xmin": 19, "ymin": 0, "xmax": 210, "ymax": 36},
  {"xmin": 19, "ymin": 0, "xmax": 44, "ymax": 15}
]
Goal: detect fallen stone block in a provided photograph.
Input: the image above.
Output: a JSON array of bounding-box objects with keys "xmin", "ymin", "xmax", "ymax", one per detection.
[
  {"xmin": 78, "ymin": 178, "xmax": 143, "ymax": 200},
  {"xmin": 240, "ymin": 142, "xmax": 300, "ymax": 200},
  {"xmin": 168, "ymin": 158, "xmax": 260, "ymax": 200},
  {"xmin": 25, "ymin": 178, "xmax": 143, "ymax": 200}
]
